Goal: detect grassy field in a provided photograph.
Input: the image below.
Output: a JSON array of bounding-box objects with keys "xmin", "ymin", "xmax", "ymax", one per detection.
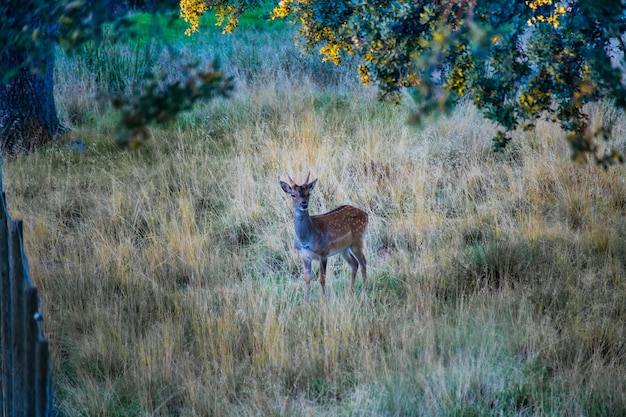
[{"xmin": 3, "ymin": 12, "xmax": 626, "ymax": 416}]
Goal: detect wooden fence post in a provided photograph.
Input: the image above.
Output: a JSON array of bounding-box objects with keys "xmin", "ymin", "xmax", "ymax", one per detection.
[
  {"xmin": 0, "ymin": 192, "xmax": 11, "ymax": 417},
  {"xmin": 36, "ymin": 338, "xmax": 50, "ymax": 417},
  {"xmin": 10, "ymin": 220, "xmax": 25, "ymax": 416},
  {"xmin": 0, "ymin": 160, "xmax": 53, "ymax": 417},
  {"xmin": 24, "ymin": 287, "xmax": 39, "ymax": 416}
]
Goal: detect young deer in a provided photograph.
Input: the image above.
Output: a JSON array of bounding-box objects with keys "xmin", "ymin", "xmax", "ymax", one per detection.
[{"xmin": 280, "ymin": 174, "xmax": 368, "ymax": 302}]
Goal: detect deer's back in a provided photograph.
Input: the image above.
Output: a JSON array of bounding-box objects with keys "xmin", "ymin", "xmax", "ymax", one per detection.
[{"xmin": 311, "ymin": 205, "xmax": 368, "ymax": 235}]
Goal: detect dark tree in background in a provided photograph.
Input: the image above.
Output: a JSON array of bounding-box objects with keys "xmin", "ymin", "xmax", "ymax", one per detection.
[
  {"xmin": 0, "ymin": 0, "xmax": 232, "ymax": 155},
  {"xmin": 0, "ymin": 2, "xmax": 63, "ymax": 154},
  {"xmin": 0, "ymin": 0, "xmax": 126, "ymax": 154}
]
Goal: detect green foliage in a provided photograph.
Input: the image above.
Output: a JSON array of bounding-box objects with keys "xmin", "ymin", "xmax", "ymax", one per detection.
[
  {"xmin": 192, "ymin": 0, "xmax": 626, "ymax": 166},
  {"xmin": 0, "ymin": 1, "xmax": 64, "ymax": 79},
  {"xmin": 57, "ymin": 0, "xmax": 120, "ymax": 50},
  {"xmin": 114, "ymin": 63, "xmax": 233, "ymax": 147}
]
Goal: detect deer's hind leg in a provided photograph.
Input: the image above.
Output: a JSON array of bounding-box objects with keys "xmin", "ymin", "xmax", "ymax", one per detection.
[
  {"xmin": 341, "ymin": 250, "xmax": 359, "ymax": 295},
  {"xmin": 349, "ymin": 248, "xmax": 367, "ymax": 295}
]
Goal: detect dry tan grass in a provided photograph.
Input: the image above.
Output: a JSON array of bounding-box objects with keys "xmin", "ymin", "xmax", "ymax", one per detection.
[{"xmin": 2, "ymin": 17, "xmax": 626, "ymax": 416}]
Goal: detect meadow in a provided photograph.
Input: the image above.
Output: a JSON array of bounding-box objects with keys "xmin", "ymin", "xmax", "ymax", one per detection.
[{"xmin": 3, "ymin": 11, "xmax": 626, "ymax": 416}]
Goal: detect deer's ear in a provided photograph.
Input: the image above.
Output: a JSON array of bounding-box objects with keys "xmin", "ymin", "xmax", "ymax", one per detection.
[
  {"xmin": 308, "ymin": 179, "xmax": 318, "ymax": 190},
  {"xmin": 280, "ymin": 181, "xmax": 292, "ymax": 194}
]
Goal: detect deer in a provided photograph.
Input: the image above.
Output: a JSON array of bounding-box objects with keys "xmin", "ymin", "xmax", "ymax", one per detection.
[{"xmin": 280, "ymin": 173, "xmax": 368, "ymax": 302}]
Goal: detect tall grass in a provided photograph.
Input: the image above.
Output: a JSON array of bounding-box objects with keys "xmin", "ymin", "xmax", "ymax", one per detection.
[{"xmin": 3, "ymin": 12, "xmax": 626, "ymax": 416}]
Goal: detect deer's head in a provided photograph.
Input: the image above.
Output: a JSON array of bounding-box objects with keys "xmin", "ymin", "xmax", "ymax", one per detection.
[{"xmin": 280, "ymin": 173, "xmax": 318, "ymax": 212}]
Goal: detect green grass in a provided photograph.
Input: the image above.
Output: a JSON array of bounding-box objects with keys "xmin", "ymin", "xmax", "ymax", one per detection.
[
  {"xmin": 123, "ymin": 8, "xmax": 289, "ymax": 43},
  {"xmin": 3, "ymin": 11, "xmax": 626, "ymax": 417}
]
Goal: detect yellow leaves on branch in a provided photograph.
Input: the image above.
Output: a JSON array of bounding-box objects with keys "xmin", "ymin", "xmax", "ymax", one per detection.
[
  {"xmin": 215, "ymin": 6, "xmax": 238, "ymax": 33},
  {"xmin": 448, "ymin": 67, "xmax": 471, "ymax": 97},
  {"xmin": 320, "ymin": 40, "xmax": 355, "ymax": 65},
  {"xmin": 272, "ymin": 0, "xmax": 350, "ymax": 65},
  {"xmin": 180, "ymin": 0, "xmax": 207, "ymax": 35},
  {"xmin": 525, "ymin": 0, "xmax": 568, "ymax": 28},
  {"xmin": 271, "ymin": 0, "xmax": 294, "ymax": 19},
  {"xmin": 180, "ymin": 1, "xmax": 239, "ymax": 35},
  {"xmin": 520, "ymin": 89, "xmax": 551, "ymax": 112},
  {"xmin": 316, "ymin": 26, "xmax": 353, "ymax": 65},
  {"xmin": 358, "ymin": 64, "xmax": 371, "ymax": 86},
  {"xmin": 526, "ymin": 0, "xmax": 554, "ymax": 9},
  {"xmin": 320, "ymin": 42, "xmax": 343, "ymax": 64}
]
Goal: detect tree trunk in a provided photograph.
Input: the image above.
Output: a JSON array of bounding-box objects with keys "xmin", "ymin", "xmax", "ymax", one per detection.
[{"xmin": 0, "ymin": 42, "xmax": 62, "ymax": 156}]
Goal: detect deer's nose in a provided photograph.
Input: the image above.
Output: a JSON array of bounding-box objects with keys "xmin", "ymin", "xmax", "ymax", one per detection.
[{"xmin": 300, "ymin": 202, "xmax": 308, "ymax": 210}]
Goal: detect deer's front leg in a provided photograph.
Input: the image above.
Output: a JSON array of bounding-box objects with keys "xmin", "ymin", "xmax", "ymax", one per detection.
[
  {"xmin": 320, "ymin": 258, "xmax": 328, "ymax": 302},
  {"xmin": 303, "ymin": 257, "xmax": 312, "ymax": 302}
]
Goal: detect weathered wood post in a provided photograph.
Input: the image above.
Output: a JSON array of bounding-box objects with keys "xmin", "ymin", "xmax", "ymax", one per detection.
[
  {"xmin": 0, "ymin": 192, "xmax": 12, "ymax": 417},
  {"xmin": 10, "ymin": 220, "xmax": 25, "ymax": 416},
  {"xmin": 0, "ymin": 157, "xmax": 53, "ymax": 416}
]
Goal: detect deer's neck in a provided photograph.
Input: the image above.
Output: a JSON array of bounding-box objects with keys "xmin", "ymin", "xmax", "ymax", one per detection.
[{"xmin": 293, "ymin": 209, "xmax": 315, "ymax": 243}]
